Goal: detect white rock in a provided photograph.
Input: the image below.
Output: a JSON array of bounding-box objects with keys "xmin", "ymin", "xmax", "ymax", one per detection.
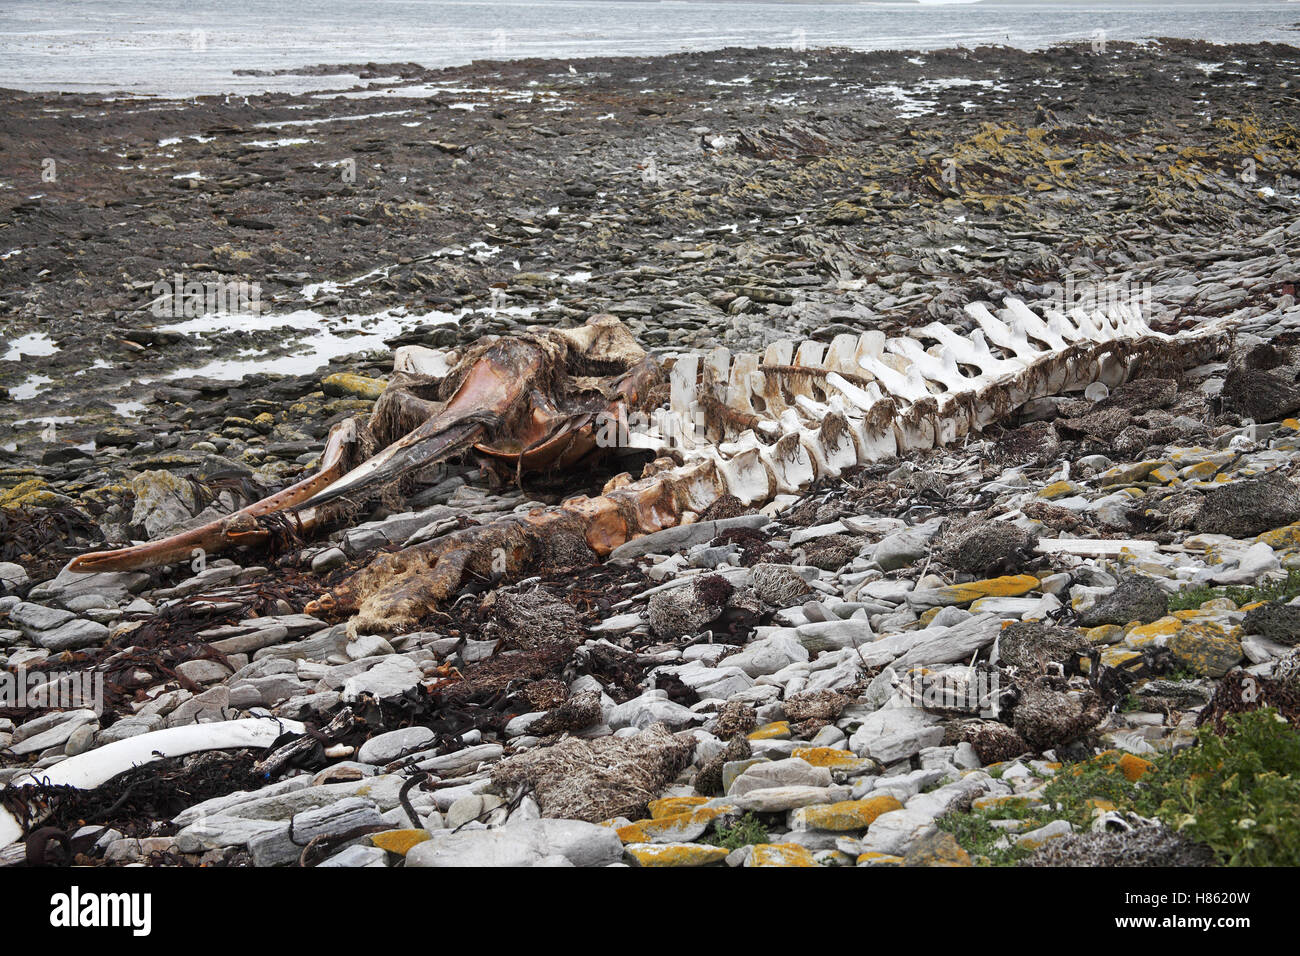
[
  {"xmin": 1016, "ymin": 818, "xmax": 1074, "ymax": 847},
  {"xmin": 608, "ymin": 691, "xmax": 698, "ymax": 730},
  {"xmin": 406, "ymin": 830, "xmax": 543, "ymax": 867},
  {"xmin": 319, "ymin": 845, "xmax": 389, "ymax": 867},
  {"xmin": 722, "ymin": 785, "xmax": 852, "ymax": 813},
  {"xmin": 726, "ymin": 634, "xmax": 808, "ymax": 677},
  {"xmin": 357, "ymin": 726, "xmax": 437, "ymax": 764},
  {"xmin": 848, "ymin": 702, "xmax": 944, "ymax": 763},
  {"xmin": 341, "ymin": 655, "xmax": 422, "ymax": 702},
  {"xmin": 413, "ymin": 743, "xmax": 504, "ymax": 775},
  {"xmin": 729, "ymin": 758, "xmax": 832, "ymax": 796}
]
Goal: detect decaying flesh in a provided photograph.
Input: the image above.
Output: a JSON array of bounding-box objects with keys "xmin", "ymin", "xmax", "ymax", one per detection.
[
  {"xmin": 67, "ymin": 314, "xmax": 661, "ymax": 575},
  {"xmin": 69, "ymin": 304, "xmax": 1232, "ymax": 634}
]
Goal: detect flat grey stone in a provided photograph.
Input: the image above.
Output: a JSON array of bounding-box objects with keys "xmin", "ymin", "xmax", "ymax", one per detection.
[
  {"xmin": 318, "ymin": 844, "xmax": 389, "ymax": 867},
  {"xmin": 0, "ymin": 562, "xmax": 29, "ymax": 592},
  {"xmin": 175, "ymin": 659, "xmax": 232, "ymax": 684},
  {"xmin": 29, "ymin": 567, "xmax": 150, "ymax": 605},
  {"xmin": 609, "ymin": 691, "xmax": 699, "ymax": 730},
  {"xmin": 11, "ymin": 708, "xmax": 97, "ymax": 747},
  {"xmin": 849, "ymin": 704, "xmax": 945, "ymax": 763},
  {"xmin": 872, "ymin": 530, "xmax": 930, "ymax": 571},
  {"xmin": 795, "ymin": 618, "xmax": 874, "ymax": 654},
  {"xmin": 341, "ymin": 656, "xmax": 423, "ymax": 701},
  {"xmin": 727, "ymin": 634, "xmax": 808, "ymax": 677},
  {"xmin": 510, "ymin": 819, "xmax": 625, "ymax": 868},
  {"xmin": 248, "ymin": 797, "xmax": 384, "ymax": 867},
  {"xmin": 891, "ymin": 615, "xmax": 1000, "ymax": 670},
  {"xmin": 311, "ymin": 548, "xmax": 347, "ymax": 574},
  {"xmin": 343, "ymin": 505, "xmax": 457, "ymax": 553},
  {"xmin": 608, "ymin": 514, "xmax": 769, "ymax": 561},
  {"xmin": 722, "ymin": 785, "xmax": 852, "ymax": 813},
  {"xmin": 7, "ymin": 601, "xmax": 75, "ymax": 635},
  {"xmin": 252, "ymin": 623, "xmax": 350, "ymax": 662},
  {"xmin": 162, "ymin": 686, "xmax": 230, "ymax": 726},
  {"xmin": 94, "ymin": 714, "xmax": 163, "ymax": 746},
  {"xmin": 412, "ymin": 743, "xmax": 504, "ymax": 775},
  {"xmin": 173, "ymin": 778, "xmax": 314, "ymax": 827},
  {"xmin": 729, "ymin": 758, "xmax": 832, "ymax": 796},
  {"xmin": 33, "ymin": 618, "xmax": 109, "ymax": 651},
  {"xmin": 358, "ymin": 726, "xmax": 437, "ymax": 764},
  {"xmin": 407, "ymin": 829, "xmax": 544, "ymax": 867}
]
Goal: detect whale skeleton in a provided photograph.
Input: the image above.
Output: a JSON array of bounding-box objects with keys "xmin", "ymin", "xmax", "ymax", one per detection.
[{"xmin": 69, "ymin": 299, "xmax": 1231, "ymax": 633}]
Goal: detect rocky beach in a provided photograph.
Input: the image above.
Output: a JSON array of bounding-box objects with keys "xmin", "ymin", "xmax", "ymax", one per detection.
[{"xmin": 2, "ymin": 37, "xmax": 1300, "ymax": 870}]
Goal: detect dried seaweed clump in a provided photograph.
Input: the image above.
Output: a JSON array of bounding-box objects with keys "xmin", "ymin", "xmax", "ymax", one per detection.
[
  {"xmin": 694, "ymin": 733, "xmax": 751, "ymax": 797},
  {"xmin": 783, "ymin": 689, "xmax": 849, "ymax": 736},
  {"xmin": 647, "ymin": 574, "xmax": 733, "ymax": 638},
  {"xmin": 801, "ymin": 533, "xmax": 861, "ymax": 571},
  {"xmin": 528, "ymin": 689, "xmax": 604, "ymax": 736},
  {"xmin": 1193, "ymin": 472, "xmax": 1300, "ymax": 539},
  {"xmin": 1012, "ymin": 679, "xmax": 1106, "ymax": 753},
  {"xmin": 933, "ymin": 517, "xmax": 1038, "ymax": 577},
  {"xmin": 696, "ymin": 494, "xmax": 759, "ymax": 522},
  {"xmin": 1020, "ymin": 826, "xmax": 1217, "ymax": 867},
  {"xmin": 710, "ymin": 700, "xmax": 757, "ymax": 739},
  {"xmin": 1075, "ymin": 574, "xmax": 1169, "ymax": 627},
  {"xmin": 1196, "ymin": 669, "xmax": 1300, "ymax": 731},
  {"xmin": 490, "ymin": 722, "xmax": 695, "ymax": 822},
  {"xmin": 997, "ymin": 621, "xmax": 1088, "ymax": 676},
  {"xmin": 1219, "ymin": 342, "xmax": 1300, "ymax": 422},
  {"xmin": 482, "ymin": 588, "xmax": 584, "ymax": 649},
  {"xmin": 959, "ymin": 721, "xmax": 1028, "ymax": 765},
  {"xmin": 749, "ymin": 563, "xmax": 811, "ymax": 608}
]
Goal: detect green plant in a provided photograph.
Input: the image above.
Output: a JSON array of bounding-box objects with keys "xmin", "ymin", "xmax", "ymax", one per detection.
[
  {"xmin": 1119, "ymin": 693, "xmax": 1146, "ymax": 713},
  {"xmin": 1133, "ymin": 710, "xmax": 1300, "ymax": 866},
  {"xmin": 702, "ymin": 812, "xmax": 770, "ymax": 851},
  {"xmin": 935, "ymin": 807, "xmax": 1037, "ymax": 866},
  {"xmin": 940, "ymin": 710, "xmax": 1300, "ymax": 866},
  {"xmin": 1040, "ymin": 753, "xmax": 1144, "ymax": 828},
  {"xmin": 1168, "ymin": 569, "xmax": 1300, "ymax": 612}
]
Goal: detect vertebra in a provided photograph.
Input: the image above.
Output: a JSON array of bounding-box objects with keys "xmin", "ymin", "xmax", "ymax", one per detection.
[{"xmin": 69, "ymin": 299, "xmax": 1231, "ymax": 634}]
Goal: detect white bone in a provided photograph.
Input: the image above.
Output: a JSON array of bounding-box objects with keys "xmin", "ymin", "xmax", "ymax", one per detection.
[
  {"xmin": 965, "ymin": 302, "xmax": 1042, "ymax": 362},
  {"xmin": 0, "ymin": 716, "xmax": 306, "ymax": 851},
  {"xmin": 394, "ymin": 345, "xmax": 456, "ymax": 377},
  {"xmin": 1001, "ymin": 298, "xmax": 1068, "ymax": 351},
  {"xmin": 713, "ymin": 438, "xmax": 771, "ymax": 504},
  {"xmin": 858, "ymin": 352, "xmax": 931, "ymax": 404},
  {"xmin": 759, "ymin": 430, "xmax": 816, "ymax": 494}
]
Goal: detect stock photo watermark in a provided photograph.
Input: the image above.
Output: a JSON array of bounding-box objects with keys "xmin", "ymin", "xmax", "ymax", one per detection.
[
  {"xmin": 0, "ymin": 669, "xmax": 104, "ymax": 715},
  {"xmin": 1043, "ymin": 276, "xmax": 1153, "ymax": 314},
  {"xmin": 897, "ymin": 668, "xmax": 1002, "ymax": 718},
  {"xmin": 150, "ymin": 274, "xmax": 261, "ymax": 318}
]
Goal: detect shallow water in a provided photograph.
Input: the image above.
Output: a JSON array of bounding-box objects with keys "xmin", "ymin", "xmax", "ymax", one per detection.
[
  {"xmin": 2, "ymin": 332, "xmax": 59, "ymax": 361},
  {"xmin": 151, "ymin": 303, "xmax": 538, "ymax": 383},
  {"xmin": 1, "ymin": 1, "xmax": 1296, "ymax": 96}
]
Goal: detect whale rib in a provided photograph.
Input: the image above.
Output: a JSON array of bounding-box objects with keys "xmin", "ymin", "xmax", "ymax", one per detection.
[{"xmin": 69, "ymin": 300, "xmax": 1232, "ymax": 634}]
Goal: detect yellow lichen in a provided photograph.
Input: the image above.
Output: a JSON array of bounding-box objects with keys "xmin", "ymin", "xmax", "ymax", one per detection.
[
  {"xmin": 790, "ymin": 795, "xmax": 903, "ymax": 832},
  {"xmin": 626, "ymin": 843, "xmax": 729, "ymax": 867},
  {"xmin": 1117, "ymin": 753, "xmax": 1156, "ymax": 782},
  {"xmin": 790, "ymin": 747, "xmax": 871, "ymax": 770},
  {"xmin": 371, "ymin": 829, "xmax": 431, "ymax": 856},
  {"xmin": 647, "ymin": 796, "xmax": 708, "ymax": 819},
  {"xmin": 938, "ymin": 574, "xmax": 1040, "ymax": 605},
  {"xmin": 748, "ymin": 721, "xmax": 791, "ymax": 741},
  {"xmin": 747, "ymin": 843, "xmax": 818, "ymax": 867}
]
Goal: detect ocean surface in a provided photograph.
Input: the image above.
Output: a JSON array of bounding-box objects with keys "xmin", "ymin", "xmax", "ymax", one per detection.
[{"xmin": 0, "ymin": 0, "xmax": 1297, "ymax": 96}]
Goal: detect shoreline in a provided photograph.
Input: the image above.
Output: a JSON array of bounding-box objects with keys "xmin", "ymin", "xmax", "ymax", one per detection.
[{"xmin": 3, "ymin": 39, "xmax": 1298, "ymax": 460}]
